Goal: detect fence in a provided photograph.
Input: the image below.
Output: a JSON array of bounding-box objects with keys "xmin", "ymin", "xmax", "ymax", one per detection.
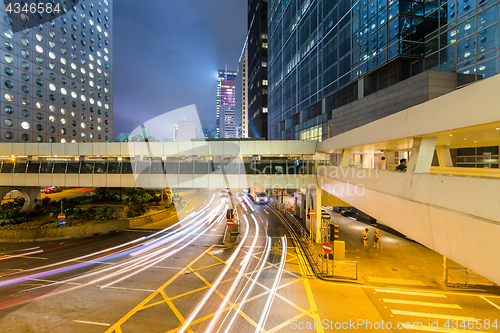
[
  {"xmin": 270, "ymin": 198, "xmax": 357, "ymax": 280},
  {"xmin": 446, "ymin": 267, "xmax": 497, "ymax": 287}
]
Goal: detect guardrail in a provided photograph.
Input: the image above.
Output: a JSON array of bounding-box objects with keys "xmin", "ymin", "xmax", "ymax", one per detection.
[
  {"xmin": 269, "ymin": 198, "xmax": 358, "ymax": 281},
  {"xmin": 446, "ymin": 267, "xmax": 497, "ymax": 287}
]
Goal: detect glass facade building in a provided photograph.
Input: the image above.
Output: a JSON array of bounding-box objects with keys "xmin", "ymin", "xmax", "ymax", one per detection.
[
  {"xmin": 216, "ymin": 69, "xmax": 237, "ymax": 138},
  {"xmin": 1, "ymin": 0, "xmax": 113, "ymax": 143},
  {"xmin": 267, "ymin": 0, "xmax": 500, "ymax": 140}
]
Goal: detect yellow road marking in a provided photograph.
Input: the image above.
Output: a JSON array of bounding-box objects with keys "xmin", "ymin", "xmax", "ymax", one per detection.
[
  {"xmin": 189, "ymin": 261, "xmax": 224, "ymax": 272},
  {"xmin": 160, "ymin": 290, "xmax": 194, "ymax": 333},
  {"xmin": 273, "ymin": 208, "xmax": 324, "ymax": 333},
  {"xmin": 391, "ymin": 310, "xmax": 476, "ymax": 321},
  {"xmin": 267, "ymin": 312, "xmax": 308, "ymax": 333},
  {"xmin": 207, "ymin": 252, "xmax": 227, "ymax": 264},
  {"xmin": 169, "ymin": 285, "xmax": 211, "ymax": 301},
  {"xmin": 480, "ymin": 296, "xmax": 500, "ymax": 311},
  {"xmin": 104, "ymin": 245, "xmax": 216, "ymax": 333},
  {"xmin": 382, "ymin": 298, "xmax": 462, "ymax": 309}
]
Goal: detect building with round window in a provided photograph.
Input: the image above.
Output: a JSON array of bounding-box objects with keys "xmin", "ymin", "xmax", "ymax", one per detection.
[{"xmin": 1, "ymin": 0, "xmax": 113, "ymax": 143}]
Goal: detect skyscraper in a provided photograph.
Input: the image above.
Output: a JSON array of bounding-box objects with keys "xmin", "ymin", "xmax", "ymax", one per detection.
[
  {"xmin": 221, "ymin": 105, "xmax": 236, "ymax": 138},
  {"xmin": 216, "ymin": 69, "xmax": 237, "ymax": 138},
  {"xmin": 247, "ymin": 0, "xmax": 268, "ymax": 139},
  {"xmin": 1, "ymin": 0, "xmax": 113, "ymax": 143},
  {"xmin": 267, "ymin": 0, "xmax": 500, "ymax": 141},
  {"xmin": 235, "ymin": 39, "xmax": 248, "ymax": 138}
]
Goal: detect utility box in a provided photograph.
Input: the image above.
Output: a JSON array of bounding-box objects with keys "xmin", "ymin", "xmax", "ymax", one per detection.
[{"xmin": 333, "ymin": 240, "xmax": 345, "ymax": 260}]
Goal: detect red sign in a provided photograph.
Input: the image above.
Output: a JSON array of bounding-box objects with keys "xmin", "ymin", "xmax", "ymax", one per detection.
[
  {"xmin": 310, "ymin": 210, "xmax": 316, "ymax": 217},
  {"xmin": 58, "ymin": 213, "xmax": 66, "ymax": 221},
  {"xmin": 227, "ymin": 219, "xmax": 234, "ymax": 227},
  {"xmin": 323, "ymin": 242, "xmax": 332, "ymax": 253}
]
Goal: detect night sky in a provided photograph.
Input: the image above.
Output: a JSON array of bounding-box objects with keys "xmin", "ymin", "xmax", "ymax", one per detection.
[{"xmin": 113, "ymin": 0, "xmax": 247, "ymax": 136}]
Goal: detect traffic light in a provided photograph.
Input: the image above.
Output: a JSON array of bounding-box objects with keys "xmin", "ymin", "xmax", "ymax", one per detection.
[
  {"xmin": 226, "ymin": 209, "xmax": 234, "ymax": 220},
  {"xmin": 329, "ymin": 224, "xmax": 339, "ymax": 241}
]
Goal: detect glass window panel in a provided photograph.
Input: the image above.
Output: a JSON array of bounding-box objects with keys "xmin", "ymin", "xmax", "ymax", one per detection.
[
  {"xmin": 53, "ymin": 162, "xmax": 67, "ymax": 173},
  {"xmin": 224, "ymin": 161, "xmax": 240, "ymax": 174},
  {"xmin": 477, "ymin": 56, "xmax": 500, "ymax": 80},
  {"xmin": 40, "ymin": 162, "xmax": 54, "ymax": 173},
  {"xmin": 194, "ymin": 161, "xmax": 209, "ymax": 174},
  {"xmin": 134, "ymin": 161, "xmax": 151, "ymax": 176},
  {"xmin": 67, "ymin": 162, "xmax": 80, "ymax": 173},
  {"xmin": 94, "ymin": 162, "xmax": 108, "ymax": 174},
  {"xmin": 27, "ymin": 162, "xmax": 40, "ymax": 173},
  {"xmin": 13, "ymin": 162, "xmax": 27, "ymax": 173},
  {"xmin": 209, "ymin": 161, "xmax": 222, "ymax": 174},
  {"xmin": 150, "ymin": 161, "xmax": 164, "ymax": 174},
  {"xmin": 121, "ymin": 162, "xmax": 134, "ymax": 174},
  {"xmin": 107, "ymin": 162, "xmax": 121, "ymax": 174},
  {"xmin": 164, "ymin": 162, "xmax": 179, "ymax": 174},
  {"xmin": 179, "ymin": 161, "xmax": 193, "ymax": 174},
  {"xmin": 80, "ymin": 162, "xmax": 94, "ymax": 174},
  {"xmin": 1, "ymin": 162, "xmax": 14, "ymax": 173}
]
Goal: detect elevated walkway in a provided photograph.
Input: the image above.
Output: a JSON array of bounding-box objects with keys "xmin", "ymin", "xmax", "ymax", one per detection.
[{"xmin": 315, "ymin": 73, "xmax": 500, "ymax": 285}]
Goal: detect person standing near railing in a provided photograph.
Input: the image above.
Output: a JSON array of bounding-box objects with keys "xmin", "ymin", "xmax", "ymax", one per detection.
[
  {"xmin": 373, "ymin": 229, "xmax": 382, "ymax": 249},
  {"xmin": 363, "ymin": 228, "xmax": 369, "ymax": 247}
]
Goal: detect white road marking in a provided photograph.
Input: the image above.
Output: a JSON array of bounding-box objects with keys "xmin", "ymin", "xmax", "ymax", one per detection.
[
  {"xmin": 391, "ymin": 310, "xmax": 476, "ymax": 321},
  {"xmin": 375, "ymin": 289, "xmax": 447, "ymax": 298},
  {"xmin": 72, "ymin": 320, "xmax": 110, "ymax": 327},
  {"xmin": 263, "ymin": 209, "xmax": 269, "ymax": 214},
  {"xmin": 382, "ymin": 298, "xmax": 461, "ymax": 309},
  {"xmin": 480, "ymin": 295, "xmax": 500, "ymax": 311}
]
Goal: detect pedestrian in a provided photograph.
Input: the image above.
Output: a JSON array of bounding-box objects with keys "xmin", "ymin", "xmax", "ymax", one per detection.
[
  {"xmin": 374, "ymin": 229, "xmax": 381, "ymax": 249},
  {"xmin": 395, "ymin": 158, "xmax": 407, "ymax": 171},
  {"xmin": 362, "ymin": 228, "xmax": 369, "ymax": 247}
]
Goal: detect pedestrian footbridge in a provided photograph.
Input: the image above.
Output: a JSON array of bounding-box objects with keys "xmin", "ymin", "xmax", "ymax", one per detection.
[{"xmin": 315, "ymin": 73, "xmax": 500, "ymax": 286}]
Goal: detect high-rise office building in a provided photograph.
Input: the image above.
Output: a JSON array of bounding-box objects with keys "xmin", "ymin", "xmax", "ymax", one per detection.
[
  {"xmin": 235, "ymin": 39, "xmax": 248, "ymax": 138},
  {"xmin": 216, "ymin": 69, "xmax": 237, "ymax": 138},
  {"xmin": 247, "ymin": 0, "xmax": 268, "ymax": 139},
  {"xmin": 267, "ymin": 0, "xmax": 500, "ymax": 141},
  {"xmin": 221, "ymin": 105, "xmax": 236, "ymax": 138},
  {"xmin": 1, "ymin": 0, "xmax": 113, "ymax": 143}
]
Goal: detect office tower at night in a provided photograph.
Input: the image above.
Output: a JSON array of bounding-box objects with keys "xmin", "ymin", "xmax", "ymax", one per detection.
[
  {"xmin": 247, "ymin": 0, "xmax": 268, "ymax": 139},
  {"xmin": 1, "ymin": 0, "xmax": 113, "ymax": 143},
  {"xmin": 267, "ymin": 0, "xmax": 500, "ymax": 141},
  {"xmin": 220, "ymin": 105, "xmax": 236, "ymax": 138},
  {"xmin": 235, "ymin": 39, "xmax": 248, "ymax": 138},
  {"xmin": 216, "ymin": 69, "xmax": 237, "ymax": 138}
]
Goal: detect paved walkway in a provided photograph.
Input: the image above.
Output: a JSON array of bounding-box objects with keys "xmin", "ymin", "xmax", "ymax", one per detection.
[{"xmin": 271, "ymin": 194, "xmax": 498, "ymax": 292}]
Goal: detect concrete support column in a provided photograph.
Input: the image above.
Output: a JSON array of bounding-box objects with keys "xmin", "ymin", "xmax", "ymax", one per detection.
[
  {"xmin": 314, "ymin": 189, "xmax": 322, "ymax": 243},
  {"xmin": 407, "ymin": 137, "xmax": 437, "ymax": 174},
  {"xmin": 340, "ymin": 148, "xmax": 352, "ymax": 167},
  {"xmin": 436, "ymin": 146, "xmax": 454, "ymax": 167},
  {"xmin": 0, "ymin": 186, "xmax": 40, "ymax": 213}
]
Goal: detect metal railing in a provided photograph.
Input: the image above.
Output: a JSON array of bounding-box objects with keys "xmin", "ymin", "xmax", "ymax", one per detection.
[
  {"xmin": 446, "ymin": 267, "xmax": 497, "ymax": 287},
  {"xmin": 269, "ymin": 198, "xmax": 358, "ymax": 280}
]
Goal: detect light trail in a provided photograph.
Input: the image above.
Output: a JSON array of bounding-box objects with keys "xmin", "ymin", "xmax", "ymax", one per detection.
[
  {"xmin": 254, "ymin": 235, "xmax": 287, "ymax": 333},
  {"xmin": 220, "ymin": 236, "xmax": 271, "ymax": 333},
  {"xmin": 178, "ymin": 209, "xmax": 251, "ymax": 333},
  {"xmin": 0, "ymin": 249, "xmax": 44, "ymax": 261},
  {"xmin": 204, "ymin": 213, "xmax": 260, "ymax": 333}
]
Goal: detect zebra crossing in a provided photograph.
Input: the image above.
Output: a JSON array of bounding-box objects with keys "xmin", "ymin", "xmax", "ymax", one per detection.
[{"xmin": 373, "ymin": 288, "xmax": 499, "ymax": 332}]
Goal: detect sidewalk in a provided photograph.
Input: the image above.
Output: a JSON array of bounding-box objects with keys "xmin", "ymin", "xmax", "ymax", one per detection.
[{"xmin": 272, "ymin": 194, "xmax": 498, "ymax": 292}]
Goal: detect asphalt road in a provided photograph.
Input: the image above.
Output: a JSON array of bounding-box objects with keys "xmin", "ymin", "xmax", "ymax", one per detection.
[{"xmin": 0, "ymin": 190, "xmax": 499, "ymax": 333}]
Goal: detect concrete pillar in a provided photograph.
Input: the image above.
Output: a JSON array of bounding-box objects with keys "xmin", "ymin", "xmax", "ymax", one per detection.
[
  {"xmin": 407, "ymin": 137, "xmax": 437, "ymax": 174},
  {"xmin": 340, "ymin": 149, "xmax": 352, "ymax": 167},
  {"xmin": 0, "ymin": 186, "xmax": 41, "ymax": 213},
  {"xmin": 314, "ymin": 189, "xmax": 322, "ymax": 243},
  {"xmin": 436, "ymin": 146, "xmax": 454, "ymax": 167}
]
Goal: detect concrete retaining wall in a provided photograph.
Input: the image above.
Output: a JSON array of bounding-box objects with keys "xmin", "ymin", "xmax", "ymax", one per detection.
[{"xmin": 0, "ymin": 207, "xmax": 178, "ymax": 242}]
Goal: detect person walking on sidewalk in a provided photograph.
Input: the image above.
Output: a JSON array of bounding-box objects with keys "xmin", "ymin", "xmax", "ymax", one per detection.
[
  {"xmin": 362, "ymin": 228, "xmax": 369, "ymax": 247},
  {"xmin": 373, "ymin": 229, "xmax": 382, "ymax": 249}
]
